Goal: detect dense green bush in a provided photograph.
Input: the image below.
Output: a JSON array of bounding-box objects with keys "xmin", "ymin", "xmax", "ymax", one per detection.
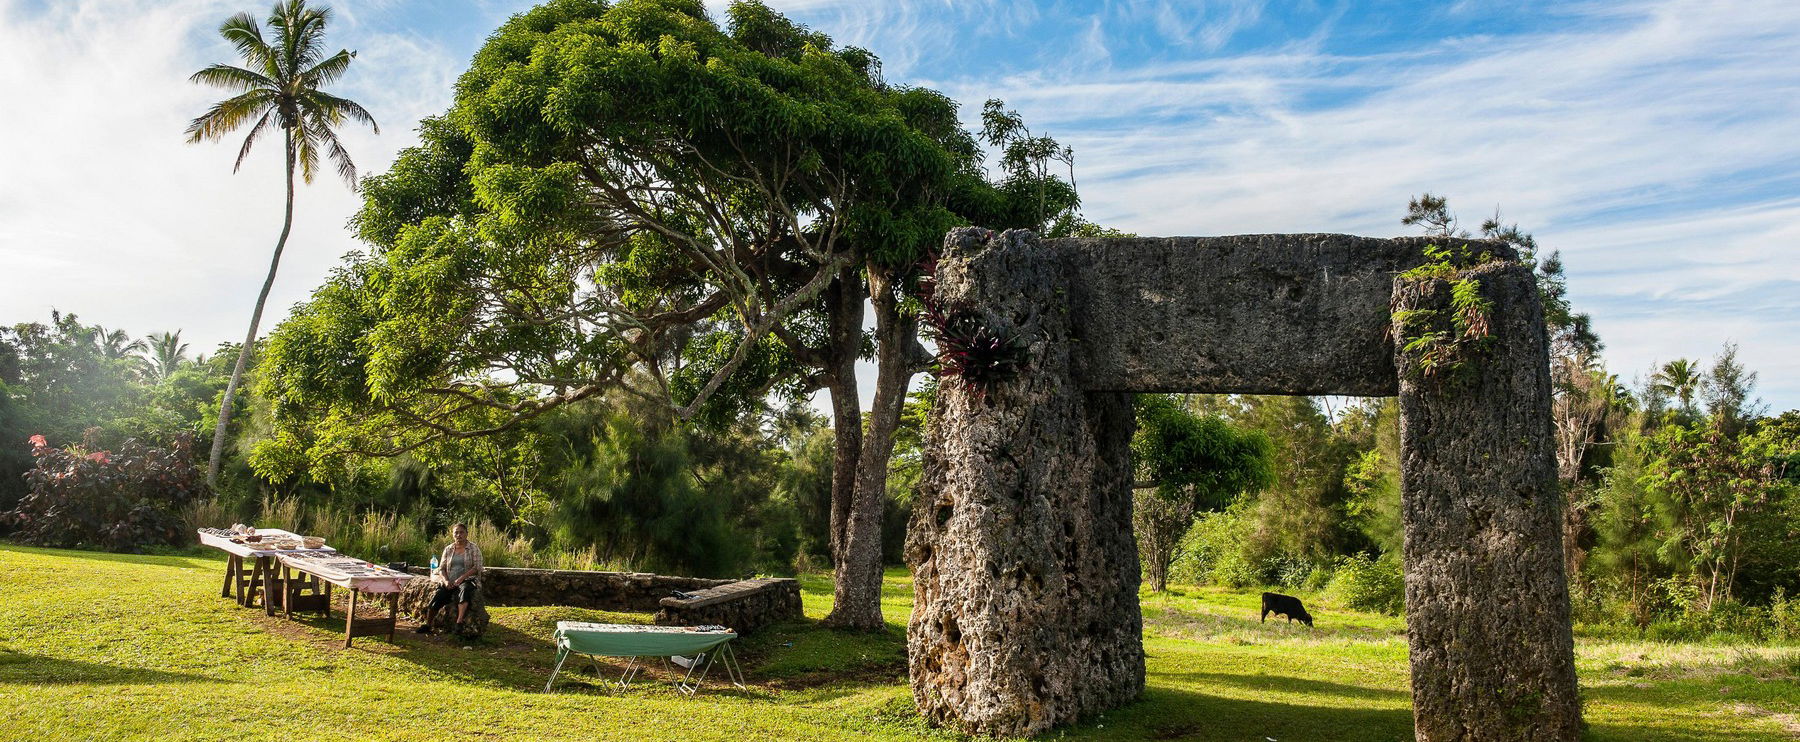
[
  {"xmin": 1327, "ymin": 553, "xmax": 1406, "ymax": 615},
  {"xmin": 7, "ymin": 431, "xmax": 205, "ymax": 552},
  {"xmin": 1169, "ymin": 507, "xmax": 1246, "ymax": 586}
]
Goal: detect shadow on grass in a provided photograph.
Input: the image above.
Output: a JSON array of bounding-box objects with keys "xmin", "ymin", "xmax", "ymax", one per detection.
[
  {"xmin": 1060, "ymin": 684, "xmax": 1783, "ymax": 742},
  {"xmin": 1155, "ymin": 670, "xmax": 1409, "ymax": 702},
  {"xmin": 1064, "ymin": 685, "xmax": 1414, "ymax": 741},
  {"xmin": 1073, "ymin": 679, "xmax": 1782, "ymax": 742},
  {"xmin": 736, "ymin": 617, "xmax": 907, "ymax": 682},
  {"xmin": 0, "ymin": 651, "xmax": 212, "ymax": 685},
  {"xmin": 268, "ymin": 606, "xmax": 901, "ymax": 697}
]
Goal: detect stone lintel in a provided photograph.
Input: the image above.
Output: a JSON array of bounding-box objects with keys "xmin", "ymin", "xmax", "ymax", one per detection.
[{"xmin": 1052, "ymin": 234, "xmax": 1513, "ymax": 396}]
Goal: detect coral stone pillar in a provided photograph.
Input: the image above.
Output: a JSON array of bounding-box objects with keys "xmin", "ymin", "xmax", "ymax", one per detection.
[
  {"xmin": 906, "ymin": 229, "xmax": 1145, "ymax": 737},
  {"xmin": 1392, "ymin": 262, "xmax": 1581, "ymax": 741}
]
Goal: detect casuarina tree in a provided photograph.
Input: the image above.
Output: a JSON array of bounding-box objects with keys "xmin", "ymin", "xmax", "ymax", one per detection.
[{"xmin": 185, "ymin": 0, "xmax": 376, "ymax": 488}]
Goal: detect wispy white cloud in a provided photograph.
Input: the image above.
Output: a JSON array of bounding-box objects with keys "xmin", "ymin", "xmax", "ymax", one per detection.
[
  {"xmin": 897, "ymin": 0, "xmax": 1800, "ymax": 406},
  {"xmin": 0, "ymin": 0, "xmax": 464, "ymax": 352}
]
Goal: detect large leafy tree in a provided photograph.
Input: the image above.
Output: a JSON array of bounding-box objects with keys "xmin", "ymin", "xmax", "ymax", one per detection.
[
  {"xmin": 257, "ymin": 0, "xmax": 1075, "ymax": 628},
  {"xmin": 1131, "ymin": 395, "xmax": 1273, "ymax": 592},
  {"xmin": 185, "ymin": 0, "xmax": 377, "ymax": 488}
]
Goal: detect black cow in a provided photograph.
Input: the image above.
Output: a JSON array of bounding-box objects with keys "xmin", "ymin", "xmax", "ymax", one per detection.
[{"xmin": 1261, "ymin": 592, "xmax": 1314, "ymax": 627}]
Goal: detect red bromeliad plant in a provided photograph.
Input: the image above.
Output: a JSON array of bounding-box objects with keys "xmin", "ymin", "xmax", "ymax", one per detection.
[
  {"xmin": 6, "ymin": 430, "xmax": 205, "ymax": 552},
  {"xmin": 915, "ymin": 250, "xmax": 1029, "ymax": 399}
]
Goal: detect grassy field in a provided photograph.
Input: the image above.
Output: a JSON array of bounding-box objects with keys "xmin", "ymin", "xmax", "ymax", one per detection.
[{"xmin": 1, "ymin": 544, "xmax": 1795, "ymax": 741}]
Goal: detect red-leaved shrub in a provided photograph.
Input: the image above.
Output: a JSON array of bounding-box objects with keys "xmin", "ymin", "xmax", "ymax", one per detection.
[{"xmin": 6, "ymin": 430, "xmax": 205, "ymax": 552}]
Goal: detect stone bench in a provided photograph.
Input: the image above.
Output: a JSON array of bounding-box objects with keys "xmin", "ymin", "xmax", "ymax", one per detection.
[{"xmin": 655, "ymin": 578, "xmax": 802, "ymax": 635}]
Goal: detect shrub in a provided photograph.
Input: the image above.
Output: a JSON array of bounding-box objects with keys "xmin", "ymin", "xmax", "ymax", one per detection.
[
  {"xmin": 1271, "ymin": 555, "xmax": 1320, "ymax": 590},
  {"xmin": 1773, "ymin": 588, "xmax": 1800, "ymax": 641},
  {"xmin": 1644, "ymin": 601, "xmax": 1773, "ymax": 642},
  {"xmin": 6, "ymin": 431, "xmax": 205, "ymax": 552},
  {"xmin": 1210, "ymin": 548, "xmax": 1267, "ymax": 588},
  {"xmin": 1171, "ymin": 505, "xmax": 1256, "ymax": 586},
  {"xmin": 1328, "ymin": 553, "xmax": 1406, "ymax": 615}
]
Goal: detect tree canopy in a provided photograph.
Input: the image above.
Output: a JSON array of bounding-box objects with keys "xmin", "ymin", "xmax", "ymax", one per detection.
[{"xmin": 254, "ymin": 0, "xmax": 1026, "ymax": 471}]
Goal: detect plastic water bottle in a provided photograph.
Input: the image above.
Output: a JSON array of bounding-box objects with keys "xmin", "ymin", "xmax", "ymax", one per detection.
[{"xmin": 430, "ymin": 555, "xmax": 439, "ymax": 572}]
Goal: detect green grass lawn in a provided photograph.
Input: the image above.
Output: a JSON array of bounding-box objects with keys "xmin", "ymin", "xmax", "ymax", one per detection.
[{"xmin": 1, "ymin": 544, "xmax": 1795, "ymax": 741}]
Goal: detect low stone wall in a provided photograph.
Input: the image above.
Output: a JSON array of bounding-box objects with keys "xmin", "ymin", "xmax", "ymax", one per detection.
[
  {"xmin": 401, "ymin": 566, "xmax": 795, "ymax": 635},
  {"xmin": 655, "ymin": 578, "xmax": 803, "ymax": 635},
  {"xmin": 405, "ymin": 566, "xmax": 733, "ymax": 612}
]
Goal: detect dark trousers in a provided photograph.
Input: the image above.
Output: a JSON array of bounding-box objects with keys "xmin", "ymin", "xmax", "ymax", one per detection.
[{"xmin": 429, "ymin": 582, "xmax": 477, "ymax": 611}]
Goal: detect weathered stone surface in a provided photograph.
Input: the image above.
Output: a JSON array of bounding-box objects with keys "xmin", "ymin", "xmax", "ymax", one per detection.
[
  {"xmin": 655, "ymin": 578, "xmax": 802, "ymax": 635},
  {"xmin": 908, "ymin": 229, "xmax": 1144, "ymax": 737},
  {"xmin": 1393, "ymin": 262, "xmax": 1580, "ymax": 740},
  {"xmin": 475, "ymin": 568, "xmax": 732, "ymax": 611},
  {"xmin": 398, "ymin": 577, "xmax": 490, "ymax": 636},
  {"xmin": 1061, "ymin": 234, "xmax": 1512, "ymax": 395},
  {"xmin": 910, "ymin": 228, "xmax": 1577, "ymax": 740}
]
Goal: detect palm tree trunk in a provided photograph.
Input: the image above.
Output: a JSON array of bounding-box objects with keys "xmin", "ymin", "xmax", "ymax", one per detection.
[{"xmin": 207, "ymin": 132, "xmax": 297, "ymax": 488}]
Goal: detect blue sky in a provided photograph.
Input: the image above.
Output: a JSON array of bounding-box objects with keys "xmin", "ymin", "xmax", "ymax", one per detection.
[{"xmin": 2, "ymin": 0, "xmax": 1796, "ymax": 410}]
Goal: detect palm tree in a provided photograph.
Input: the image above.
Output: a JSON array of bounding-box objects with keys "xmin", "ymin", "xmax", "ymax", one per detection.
[
  {"xmin": 92, "ymin": 326, "xmax": 147, "ymax": 360},
  {"xmin": 141, "ymin": 331, "xmax": 191, "ymax": 383},
  {"xmin": 186, "ymin": 0, "xmax": 376, "ymax": 487},
  {"xmin": 1651, "ymin": 358, "xmax": 1704, "ymax": 418}
]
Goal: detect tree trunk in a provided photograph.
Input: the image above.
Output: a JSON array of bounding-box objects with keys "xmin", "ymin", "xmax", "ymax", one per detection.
[
  {"xmin": 825, "ymin": 267, "xmax": 916, "ymax": 630},
  {"xmin": 824, "ymin": 267, "xmax": 864, "ymax": 568},
  {"xmin": 207, "ymin": 132, "xmax": 297, "ymax": 489}
]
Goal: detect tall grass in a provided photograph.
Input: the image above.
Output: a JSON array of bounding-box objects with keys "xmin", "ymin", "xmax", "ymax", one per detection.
[{"xmin": 180, "ymin": 499, "xmax": 232, "ymax": 541}]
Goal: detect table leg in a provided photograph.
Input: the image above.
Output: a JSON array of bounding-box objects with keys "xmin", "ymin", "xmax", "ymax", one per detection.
[
  {"xmin": 344, "ymin": 590, "xmax": 359, "ymax": 648},
  {"xmin": 247, "ymin": 557, "xmax": 265, "ymax": 610},
  {"xmin": 387, "ymin": 593, "xmax": 398, "ymax": 643},
  {"xmin": 323, "ymin": 582, "xmax": 333, "ymax": 618},
  {"xmin": 263, "ymin": 558, "xmax": 279, "ymax": 617},
  {"xmin": 222, "ymin": 555, "xmax": 236, "ymax": 599},
  {"xmin": 281, "ymin": 564, "xmax": 293, "ymax": 620}
]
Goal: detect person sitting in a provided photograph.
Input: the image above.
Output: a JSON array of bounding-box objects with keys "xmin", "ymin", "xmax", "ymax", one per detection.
[{"xmin": 417, "ymin": 523, "xmax": 483, "ymax": 635}]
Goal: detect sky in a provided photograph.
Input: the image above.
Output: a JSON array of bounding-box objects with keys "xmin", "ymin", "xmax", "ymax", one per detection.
[{"xmin": 1, "ymin": 0, "xmax": 1797, "ymax": 411}]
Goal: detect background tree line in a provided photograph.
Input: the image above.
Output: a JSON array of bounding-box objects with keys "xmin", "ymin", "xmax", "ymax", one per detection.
[{"xmin": 1133, "ymin": 197, "xmax": 1800, "ymax": 641}]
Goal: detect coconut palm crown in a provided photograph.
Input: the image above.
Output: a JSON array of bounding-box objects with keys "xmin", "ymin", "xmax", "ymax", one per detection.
[{"xmin": 185, "ymin": 0, "xmax": 376, "ymax": 182}]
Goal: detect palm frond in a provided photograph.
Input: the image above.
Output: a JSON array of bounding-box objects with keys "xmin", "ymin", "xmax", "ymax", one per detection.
[
  {"xmin": 313, "ymin": 119, "xmax": 358, "ymax": 186},
  {"xmin": 293, "ymin": 10, "xmax": 333, "ymax": 70},
  {"xmin": 188, "ymin": 63, "xmax": 275, "ymax": 93},
  {"xmin": 292, "ymin": 124, "xmax": 322, "ymax": 183},
  {"xmin": 270, "ymin": 1, "xmax": 332, "ymax": 78},
  {"xmin": 233, "ymin": 110, "xmax": 275, "ymax": 172},
  {"xmin": 300, "ymin": 89, "xmax": 379, "ymax": 134},
  {"xmin": 218, "ymin": 12, "xmax": 271, "ymax": 68},
  {"xmin": 300, "ymin": 49, "xmax": 354, "ymax": 87},
  {"xmin": 185, "ymin": 89, "xmax": 276, "ymax": 143}
]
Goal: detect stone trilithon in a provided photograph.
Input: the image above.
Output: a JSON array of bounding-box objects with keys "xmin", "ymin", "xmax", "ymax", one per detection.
[{"xmin": 906, "ymin": 228, "xmax": 1580, "ymax": 740}]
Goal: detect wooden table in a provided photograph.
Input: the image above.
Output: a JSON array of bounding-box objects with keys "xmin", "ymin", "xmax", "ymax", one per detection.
[
  {"xmin": 277, "ymin": 553, "xmax": 414, "ymax": 647},
  {"xmin": 198, "ymin": 529, "xmax": 334, "ymax": 613}
]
